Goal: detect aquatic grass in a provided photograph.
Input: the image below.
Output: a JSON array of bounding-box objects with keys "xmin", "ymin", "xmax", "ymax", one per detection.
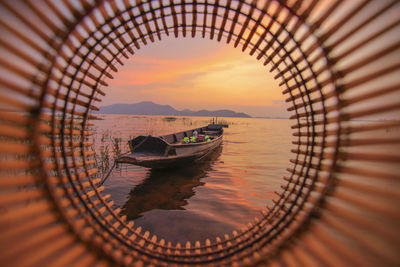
[
  {"xmin": 94, "ymin": 129, "xmax": 129, "ymax": 176},
  {"xmin": 112, "ymin": 137, "xmax": 122, "ymax": 158},
  {"xmin": 98, "ymin": 132, "xmax": 111, "ymax": 173},
  {"xmin": 163, "ymin": 117, "xmax": 177, "ymax": 122},
  {"xmin": 214, "ymin": 118, "xmax": 234, "ymax": 125}
]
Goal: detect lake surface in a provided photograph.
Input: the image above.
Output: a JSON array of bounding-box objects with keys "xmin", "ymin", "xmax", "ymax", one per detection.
[{"xmin": 91, "ymin": 115, "xmax": 292, "ymax": 244}]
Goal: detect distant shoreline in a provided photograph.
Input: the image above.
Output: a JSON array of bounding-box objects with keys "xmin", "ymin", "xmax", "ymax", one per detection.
[
  {"xmin": 95, "ymin": 113, "xmax": 289, "ymax": 119},
  {"xmin": 95, "ymin": 113, "xmax": 400, "ymax": 122},
  {"xmin": 95, "ymin": 101, "xmax": 252, "ymax": 118}
]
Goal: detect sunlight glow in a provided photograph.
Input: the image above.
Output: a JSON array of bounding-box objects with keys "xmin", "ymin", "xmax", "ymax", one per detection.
[{"xmin": 102, "ymin": 37, "xmax": 289, "ymax": 118}]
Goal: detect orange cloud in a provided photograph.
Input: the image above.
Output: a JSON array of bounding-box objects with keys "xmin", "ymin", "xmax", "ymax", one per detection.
[{"xmin": 103, "ymin": 36, "xmax": 287, "ymax": 117}]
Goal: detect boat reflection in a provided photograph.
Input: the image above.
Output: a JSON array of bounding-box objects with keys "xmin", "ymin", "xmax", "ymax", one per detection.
[{"xmin": 121, "ymin": 146, "xmax": 223, "ymax": 220}]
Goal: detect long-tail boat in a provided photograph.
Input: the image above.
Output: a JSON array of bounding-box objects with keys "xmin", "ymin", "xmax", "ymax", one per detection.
[{"xmin": 116, "ymin": 123, "xmax": 228, "ymax": 168}]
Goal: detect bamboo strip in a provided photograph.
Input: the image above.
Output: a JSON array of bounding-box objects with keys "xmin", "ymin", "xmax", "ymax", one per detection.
[
  {"xmin": 56, "ymin": 60, "xmax": 109, "ymax": 88},
  {"xmin": 265, "ymin": 2, "xmax": 307, "ymax": 67},
  {"xmin": 341, "ymin": 41, "xmax": 400, "ymax": 75},
  {"xmin": 62, "ymin": 0, "xmax": 84, "ymax": 21},
  {"xmin": 0, "ymin": 1, "xmax": 52, "ymax": 43},
  {"xmin": 45, "ymin": 160, "xmax": 96, "ymax": 172},
  {"xmin": 191, "ymin": 1, "xmax": 198, "ymax": 38},
  {"xmin": 243, "ymin": 0, "xmax": 272, "ymax": 52},
  {"xmin": 343, "ymin": 84, "xmax": 399, "ymax": 107},
  {"xmin": 333, "ymin": 187, "xmax": 400, "ymax": 221},
  {"xmin": 234, "ymin": 0, "xmax": 256, "ymax": 48},
  {"xmin": 169, "ymin": 0, "xmax": 180, "ymax": 38},
  {"xmin": 0, "ymin": 57, "xmax": 39, "ymax": 86},
  {"xmin": 22, "ymin": 0, "xmax": 60, "ymax": 36},
  {"xmin": 0, "ymin": 142, "xmax": 31, "ymax": 154},
  {"xmin": 289, "ymin": 159, "xmax": 332, "ymax": 172},
  {"xmin": 324, "ymin": 199, "xmax": 400, "ymax": 244},
  {"xmin": 43, "ymin": 0, "xmax": 71, "ymax": 30},
  {"xmin": 0, "ymin": 20, "xmax": 49, "ymax": 58},
  {"xmin": 0, "ymin": 110, "xmax": 30, "ymax": 126},
  {"xmin": 0, "ymin": 200, "xmax": 52, "ymax": 226},
  {"xmin": 45, "ymin": 242, "xmax": 89, "ymax": 267},
  {"xmin": 226, "ymin": 1, "xmax": 243, "ymax": 44},
  {"xmin": 209, "ymin": 1, "xmax": 219, "ymax": 40},
  {"xmin": 339, "ymin": 151, "xmax": 400, "ymax": 164},
  {"xmin": 268, "ymin": 0, "xmax": 319, "ymax": 66},
  {"xmin": 109, "ymin": 18, "xmax": 134, "ymax": 55},
  {"xmin": 290, "ymin": 240, "xmax": 327, "ymax": 267},
  {"xmin": 0, "ymin": 174, "xmax": 36, "ymax": 188},
  {"xmin": 283, "ymin": 77, "xmax": 332, "ymax": 100},
  {"xmin": 95, "ymin": 9, "xmax": 128, "ymax": 60},
  {"xmin": 343, "ymin": 137, "xmax": 400, "ymax": 147},
  {"xmin": 40, "ymin": 116, "xmax": 95, "ymax": 127},
  {"xmin": 291, "ymin": 149, "xmax": 322, "ymax": 158},
  {"xmin": 292, "ymin": 129, "xmax": 337, "ymax": 137},
  {"xmin": 1, "ymin": 212, "xmax": 57, "ymax": 243},
  {"xmin": 0, "ymin": 224, "xmax": 68, "ymax": 263},
  {"xmin": 52, "ymin": 141, "xmax": 94, "ymax": 148},
  {"xmin": 322, "ymin": 212, "xmax": 398, "ymax": 265},
  {"xmin": 201, "ymin": 0, "xmax": 208, "ymax": 39},
  {"xmin": 158, "ymin": 0, "xmax": 170, "ymax": 37},
  {"xmin": 301, "ymin": 227, "xmax": 354, "ymax": 267},
  {"xmin": 125, "ymin": 1, "xmax": 148, "ymax": 45},
  {"xmin": 333, "ymin": 18, "xmax": 400, "ymax": 64},
  {"xmin": 291, "ymin": 118, "xmax": 337, "ymax": 129},
  {"xmin": 292, "ymin": 140, "xmax": 324, "ymax": 147},
  {"xmin": 0, "ymin": 159, "xmax": 35, "ymax": 171},
  {"xmin": 50, "ymin": 127, "xmax": 93, "ymax": 136},
  {"xmin": 271, "ymin": 0, "xmax": 343, "ymax": 73},
  {"xmin": 338, "ymin": 165, "xmax": 399, "ymax": 182},
  {"xmin": 343, "ymin": 121, "xmax": 400, "ymax": 135},
  {"xmin": 217, "ymin": 0, "xmax": 232, "ymax": 42},
  {"xmin": 137, "ymin": 2, "xmax": 155, "ymax": 42},
  {"xmin": 148, "ymin": 1, "xmax": 162, "ymax": 41},
  {"xmin": 0, "ymin": 37, "xmax": 48, "ymax": 74},
  {"xmin": 317, "ymin": 174, "xmax": 400, "ymax": 201},
  {"xmin": 256, "ymin": 4, "xmax": 285, "ymax": 61},
  {"xmin": 110, "ymin": 3, "xmax": 139, "ymax": 50},
  {"xmin": 0, "ymin": 189, "xmax": 44, "ymax": 206}
]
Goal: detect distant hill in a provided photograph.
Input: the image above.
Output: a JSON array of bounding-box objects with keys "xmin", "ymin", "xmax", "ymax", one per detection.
[{"xmin": 96, "ymin": 101, "xmax": 251, "ymax": 118}]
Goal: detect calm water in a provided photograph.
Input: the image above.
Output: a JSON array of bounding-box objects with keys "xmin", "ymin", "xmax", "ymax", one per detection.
[{"xmin": 91, "ymin": 115, "xmax": 292, "ymax": 244}]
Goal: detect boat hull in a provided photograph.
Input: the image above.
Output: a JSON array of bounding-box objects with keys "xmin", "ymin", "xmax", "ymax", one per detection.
[
  {"xmin": 117, "ymin": 124, "xmax": 226, "ymax": 169},
  {"xmin": 117, "ymin": 137, "xmax": 222, "ymax": 168}
]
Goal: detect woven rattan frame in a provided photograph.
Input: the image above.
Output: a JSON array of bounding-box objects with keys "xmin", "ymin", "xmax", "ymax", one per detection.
[{"xmin": 0, "ymin": 0, "xmax": 399, "ymax": 265}]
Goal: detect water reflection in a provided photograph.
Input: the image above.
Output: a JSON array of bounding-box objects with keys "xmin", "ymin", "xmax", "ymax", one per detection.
[{"xmin": 122, "ymin": 146, "xmax": 223, "ymax": 220}]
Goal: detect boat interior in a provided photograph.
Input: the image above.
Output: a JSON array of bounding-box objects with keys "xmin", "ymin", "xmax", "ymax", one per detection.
[{"xmin": 160, "ymin": 126, "xmax": 221, "ymax": 145}]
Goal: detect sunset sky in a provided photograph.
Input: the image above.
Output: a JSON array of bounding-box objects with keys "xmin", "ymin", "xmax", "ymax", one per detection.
[{"xmin": 101, "ymin": 36, "xmax": 289, "ymax": 118}]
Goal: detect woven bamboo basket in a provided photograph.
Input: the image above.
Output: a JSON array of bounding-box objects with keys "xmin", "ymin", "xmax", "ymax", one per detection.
[{"xmin": 0, "ymin": 0, "xmax": 399, "ymax": 266}]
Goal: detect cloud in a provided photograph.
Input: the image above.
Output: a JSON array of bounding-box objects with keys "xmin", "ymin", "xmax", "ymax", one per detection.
[
  {"xmin": 102, "ymin": 36, "xmax": 287, "ymax": 115},
  {"xmin": 126, "ymin": 71, "xmax": 208, "ymax": 91}
]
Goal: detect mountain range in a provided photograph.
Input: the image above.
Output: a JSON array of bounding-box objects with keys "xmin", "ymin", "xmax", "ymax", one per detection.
[{"xmin": 96, "ymin": 101, "xmax": 251, "ymax": 118}]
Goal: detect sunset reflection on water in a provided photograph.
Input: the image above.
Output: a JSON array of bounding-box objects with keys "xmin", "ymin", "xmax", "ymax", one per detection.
[{"xmin": 94, "ymin": 115, "xmax": 292, "ymax": 244}]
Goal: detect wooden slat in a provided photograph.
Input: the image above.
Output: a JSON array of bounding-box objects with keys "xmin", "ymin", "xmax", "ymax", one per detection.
[
  {"xmin": 0, "ymin": 200, "xmax": 52, "ymax": 226},
  {"xmin": 0, "ymin": 188, "xmax": 44, "ymax": 206}
]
